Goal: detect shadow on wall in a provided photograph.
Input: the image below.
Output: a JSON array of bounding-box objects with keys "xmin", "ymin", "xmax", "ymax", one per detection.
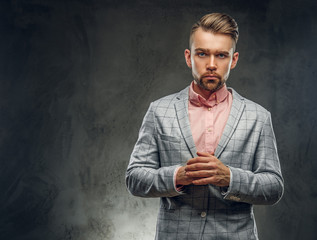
[{"xmin": 0, "ymin": 0, "xmax": 317, "ymax": 239}]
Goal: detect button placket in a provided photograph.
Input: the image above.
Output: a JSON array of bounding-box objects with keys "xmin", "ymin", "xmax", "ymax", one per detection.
[{"xmin": 205, "ymin": 104, "xmax": 214, "ymax": 152}]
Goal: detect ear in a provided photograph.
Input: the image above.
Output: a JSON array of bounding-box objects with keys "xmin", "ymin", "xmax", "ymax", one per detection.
[
  {"xmin": 184, "ymin": 49, "xmax": 192, "ymax": 68},
  {"xmin": 230, "ymin": 52, "xmax": 239, "ymax": 69}
]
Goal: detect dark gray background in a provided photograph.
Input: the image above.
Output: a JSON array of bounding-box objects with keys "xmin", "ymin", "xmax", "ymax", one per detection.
[{"xmin": 1, "ymin": 0, "xmax": 316, "ymax": 239}]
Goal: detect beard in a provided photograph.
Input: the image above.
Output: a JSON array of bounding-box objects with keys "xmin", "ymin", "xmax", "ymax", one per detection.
[{"xmin": 194, "ymin": 72, "xmax": 226, "ymax": 93}]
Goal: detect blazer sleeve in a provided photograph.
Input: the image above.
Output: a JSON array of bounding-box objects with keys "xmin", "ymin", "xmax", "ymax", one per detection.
[
  {"xmin": 125, "ymin": 103, "xmax": 183, "ymax": 198},
  {"xmin": 223, "ymin": 113, "xmax": 284, "ymax": 205}
]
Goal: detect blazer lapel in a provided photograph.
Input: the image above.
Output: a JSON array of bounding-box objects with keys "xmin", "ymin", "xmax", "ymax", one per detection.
[
  {"xmin": 215, "ymin": 88, "xmax": 245, "ymax": 158},
  {"xmin": 174, "ymin": 87, "xmax": 197, "ymax": 158}
]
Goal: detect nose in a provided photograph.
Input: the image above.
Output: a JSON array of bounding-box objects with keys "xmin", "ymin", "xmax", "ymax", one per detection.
[{"xmin": 206, "ymin": 56, "xmax": 216, "ymax": 71}]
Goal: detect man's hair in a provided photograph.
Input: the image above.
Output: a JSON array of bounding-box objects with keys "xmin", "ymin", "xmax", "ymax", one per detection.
[{"xmin": 189, "ymin": 13, "xmax": 239, "ymax": 51}]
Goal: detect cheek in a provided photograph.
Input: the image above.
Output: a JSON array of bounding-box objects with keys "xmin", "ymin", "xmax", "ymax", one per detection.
[
  {"xmin": 222, "ymin": 61, "xmax": 232, "ymax": 73},
  {"xmin": 192, "ymin": 64, "xmax": 203, "ymax": 76},
  {"xmin": 191, "ymin": 61, "xmax": 198, "ymax": 73},
  {"xmin": 192, "ymin": 59, "xmax": 205, "ymax": 72},
  {"xmin": 223, "ymin": 65, "xmax": 232, "ymax": 79}
]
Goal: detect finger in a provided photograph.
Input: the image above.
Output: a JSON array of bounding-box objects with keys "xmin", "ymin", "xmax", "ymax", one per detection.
[
  {"xmin": 192, "ymin": 177, "xmax": 215, "ymax": 185},
  {"xmin": 192, "ymin": 176, "xmax": 223, "ymax": 185},
  {"xmin": 187, "ymin": 156, "xmax": 215, "ymax": 165},
  {"xmin": 185, "ymin": 162, "xmax": 217, "ymax": 171},
  {"xmin": 186, "ymin": 170, "xmax": 216, "ymax": 178},
  {"xmin": 192, "ymin": 175, "xmax": 229, "ymax": 187},
  {"xmin": 197, "ymin": 151, "xmax": 214, "ymax": 157}
]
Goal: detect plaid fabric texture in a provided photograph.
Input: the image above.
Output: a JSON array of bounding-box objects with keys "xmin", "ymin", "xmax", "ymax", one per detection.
[{"xmin": 126, "ymin": 87, "xmax": 284, "ymax": 240}]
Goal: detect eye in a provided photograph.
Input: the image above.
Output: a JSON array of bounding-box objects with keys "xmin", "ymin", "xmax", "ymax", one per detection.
[
  {"xmin": 198, "ymin": 52, "xmax": 206, "ymax": 57},
  {"xmin": 217, "ymin": 53, "xmax": 228, "ymax": 59}
]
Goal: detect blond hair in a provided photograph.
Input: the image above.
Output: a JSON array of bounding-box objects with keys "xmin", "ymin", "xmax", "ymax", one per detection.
[{"xmin": 189, "ymin": 13, "xmax": 239, "ymax": 51}]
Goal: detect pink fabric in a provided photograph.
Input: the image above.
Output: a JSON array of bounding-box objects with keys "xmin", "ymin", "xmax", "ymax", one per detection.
[{"xmin": 188, "ymin": 81, "xmax": 232, "ymax": 154}]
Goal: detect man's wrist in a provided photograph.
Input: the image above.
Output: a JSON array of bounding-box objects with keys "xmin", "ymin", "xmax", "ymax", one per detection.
[
  {"xmin": 174, "ymin": 166, "xmax": 184, "ymax": 192},
  {"xmin": 221, "ymin": 167, "xmax": 232, "ymax": 195}
]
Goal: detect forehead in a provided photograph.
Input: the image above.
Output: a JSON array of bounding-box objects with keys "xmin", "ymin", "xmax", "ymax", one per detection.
[{"xmin": 191, "ymin": 28, "xmax": 234, "ymax": 52}]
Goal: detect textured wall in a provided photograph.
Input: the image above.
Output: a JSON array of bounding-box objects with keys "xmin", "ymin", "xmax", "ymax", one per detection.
[{"xmin": 0, "ymin": 0, "xmax": 317, "ymax": 239}]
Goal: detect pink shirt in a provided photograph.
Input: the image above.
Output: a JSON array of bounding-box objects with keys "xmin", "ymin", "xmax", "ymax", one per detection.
[
  {"xmin": 188, "ymin": 81, "xmax": 232, "ymax": 154},
  {"xmin": 174, "ymin": 81, "xmax": 232, "ymax": 190}
]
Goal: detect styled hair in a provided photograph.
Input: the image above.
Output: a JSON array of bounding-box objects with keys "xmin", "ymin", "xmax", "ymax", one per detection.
[{"xmin": 189, "ymin": 13, "xmax": 239, "ymax": 51}]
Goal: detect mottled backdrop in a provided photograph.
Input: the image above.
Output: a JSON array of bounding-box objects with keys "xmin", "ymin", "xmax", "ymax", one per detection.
[{"xmin": 1, "ymin": 0, "xmax": 317, "ymax": 239}]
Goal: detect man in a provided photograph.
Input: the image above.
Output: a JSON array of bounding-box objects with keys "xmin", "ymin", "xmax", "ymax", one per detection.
[{"xmin": 126, "ymin": 13, "xmax": 283, "ymax": 240}]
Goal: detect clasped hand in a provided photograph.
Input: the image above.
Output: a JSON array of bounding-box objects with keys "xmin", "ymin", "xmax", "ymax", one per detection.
[{"xmin": 176, "ymin": 152, "xmax": 230, "ymax": 187}]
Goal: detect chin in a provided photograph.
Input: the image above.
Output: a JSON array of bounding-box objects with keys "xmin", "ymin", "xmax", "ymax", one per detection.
[{"xmin": 202, "ymin": 82, "xmax": 219, "ymax": 91}]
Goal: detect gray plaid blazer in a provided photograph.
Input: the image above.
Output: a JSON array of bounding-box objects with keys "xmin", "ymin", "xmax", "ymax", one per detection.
[{"xmin": 126, "ymin": 86, "xmax": 284, "ymax": 240}]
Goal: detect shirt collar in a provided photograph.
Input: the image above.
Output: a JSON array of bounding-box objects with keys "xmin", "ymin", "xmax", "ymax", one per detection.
[{"xmin": 188, "ymin": 81, "xmax": 229, "ymax": 108}]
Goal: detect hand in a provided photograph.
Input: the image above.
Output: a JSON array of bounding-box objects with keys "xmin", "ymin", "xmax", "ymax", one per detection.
[
  {"xmin": 175, "ymin": 166, "xmax": 196, "ymax": 186},
  {"xmin": 185, "ymin": 152, "xmax": 230, "ymax": 187}
]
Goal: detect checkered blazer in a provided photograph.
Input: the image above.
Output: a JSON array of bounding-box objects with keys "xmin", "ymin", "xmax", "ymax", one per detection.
[{"xmin": 126, "ymin": 86, "xmax": 284, "ymax": 240}]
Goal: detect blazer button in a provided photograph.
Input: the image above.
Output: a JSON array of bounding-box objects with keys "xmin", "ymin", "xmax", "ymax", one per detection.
[{"xmin": 201, "ymin": 212, "xmax": 207, "ymax": 218}]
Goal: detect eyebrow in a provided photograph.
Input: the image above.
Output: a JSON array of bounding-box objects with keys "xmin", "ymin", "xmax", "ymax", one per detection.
[
  {"xmin": 194, "ymin": 48, "xmax": 209, "ymax": 52},
  {"xmin": 194, "ymin": 48, "xmax": 230, "ymax": 55}
]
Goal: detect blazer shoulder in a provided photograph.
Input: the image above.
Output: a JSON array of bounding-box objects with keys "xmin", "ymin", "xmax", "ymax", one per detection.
[
  {"xmin": 245, "ymin": 98, "xmax": 269, "ymax": 115},
  {"xmin": 231, "ymin": 88, "xmax": 270, "ymax": 120},
  {"xmin": 151, "ymin": 86, "xmax": 189, "ymax": 110}
]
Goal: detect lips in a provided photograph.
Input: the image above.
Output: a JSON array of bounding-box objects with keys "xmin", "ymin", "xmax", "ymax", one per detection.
[{"xmin": 202, "ymin": 74, "xmax": 220, "ymax": 80}]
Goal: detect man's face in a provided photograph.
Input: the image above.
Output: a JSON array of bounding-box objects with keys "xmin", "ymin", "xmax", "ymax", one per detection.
[{"xmin": 185, "ymin": 28, "xmax": 239, "ymax": 94}]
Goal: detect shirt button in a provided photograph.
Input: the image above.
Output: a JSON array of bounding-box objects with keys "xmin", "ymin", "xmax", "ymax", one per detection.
[
  {"xmin": 201, "ymin": 212, "xmax": 207, "ymax": 218},
  {"xmin": 207, "ymin": 128, "xmax": 212, "ymax": 132},
  {"xmin": 208, "ymin": 107, "xmax": 211, "ymax": 111}
]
